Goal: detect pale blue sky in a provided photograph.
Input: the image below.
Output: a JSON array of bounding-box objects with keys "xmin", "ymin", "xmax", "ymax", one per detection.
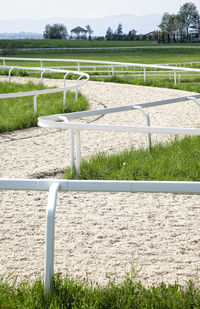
[{"xmin": 1, "ymin": 0, "xmax": 200, "ymax": 19}]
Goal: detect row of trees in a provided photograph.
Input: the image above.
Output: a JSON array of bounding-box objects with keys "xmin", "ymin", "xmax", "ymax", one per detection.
[
  {"xmin": 159, "ymin": 2, "xmax": 200, "ymax": 42},
  {"xmin": 105, "ymin": 2, "xmax": 200, "ymax": 42},
  {"xmin": 105, "ymin": 24, "xmax": 137, "ymax": 41},
  {"xmin": 43, "ymin": 24, "xmax": 94, "ymax": 39},
  {"xmin": 43, "ymin": 2, "xmax": 200, "ymax": 42}
]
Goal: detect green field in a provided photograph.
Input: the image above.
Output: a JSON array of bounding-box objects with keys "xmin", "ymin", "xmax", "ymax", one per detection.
[
  {"xmin": 1, "ymin": 43, "xmax": 200, "ymax": 94},
  {"xmin": 1, "ymin": 48, "xmax": 200, "ymax": 64},
  {"xmin": 0, "ymin": 39, "xmax": 200, "ymax": 64},
  {"xmin": 1, "ymin": 274, "xmax": 200, "ymax": 309},
  {"xmin": 2, "ymin": 39, "xmax": 200, "ymax": 49},
  {"xmin": 64, "ymin": 136, "xmax": 200, "ymax": 181},
  {"xmin": 0, "ymin": 81, "xmax": 89, "ymax": 133}
]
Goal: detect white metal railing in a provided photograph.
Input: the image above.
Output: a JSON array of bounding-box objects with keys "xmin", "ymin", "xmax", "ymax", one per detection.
[
  {"xmin": 1, "ymin": 57, "xmax": 200, "ymax": 86},
  {"xmin": 38, "ymin": 94, "xmax": 200, "ymax": 176},
  {"xmin": 0, "ymin": 65, "xmax": 89, "ymax": 114},
  {"xmin": 0, "ymin": 178, "xmax": 199, "ymax": 292}
]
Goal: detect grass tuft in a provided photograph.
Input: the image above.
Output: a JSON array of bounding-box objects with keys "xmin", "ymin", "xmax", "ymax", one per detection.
[
  {"xmin": 0, "ymin": 81, "xmax": 89, "ymax": 133},
  {"xmin": 64, "ymin": 136, "xmax": 200, "ymax": 181},
  {"xmin": 0, "ymin": 274, "xmax": 200, "ymax": 308}
]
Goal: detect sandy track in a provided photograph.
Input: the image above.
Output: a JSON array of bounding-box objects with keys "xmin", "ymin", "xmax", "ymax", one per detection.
[{"xmin": 0, "ymin": 77, "xmax": 199, "ymax": 286}]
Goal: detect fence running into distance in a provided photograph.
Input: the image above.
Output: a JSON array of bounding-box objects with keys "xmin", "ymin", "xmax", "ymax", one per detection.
[
  {"xmin": 1, "ymin": 57, "xmax": 200, "ymax": 86},
  {"xmin": 0, "ymin": 57, "xmax": 200, "ymax": 292},
  {"xmin": 0, "ymin": 65, "xmax": 89, "ymax": 114},
  {"xmin": 38, "ymin": 94, "xmax": 200, "ymax": 176},
  {"xmin": 0, "ymin": 179, "xmax": 200, "ymax": 292}
]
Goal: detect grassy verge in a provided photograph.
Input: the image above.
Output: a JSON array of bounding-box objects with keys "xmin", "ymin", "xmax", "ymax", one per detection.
[
  {"xmin": 0, "ymin": 274, "xmax": 200, "ymax": 308},
  {"xmin": 1, "ymin": 47, "xmax": 200, "ymax": 94},
  {"xmin": 1, "ymin": 46, "xmax": 200, "ymax": 64},
  {"xmin": 91, "ymin": 75, "xmax": 200, "ymax": 93},
  {"xmin": 64, "ymin": 136, "xmax": 200, "ymax": 181},
  {"xmin": 0, "ymin": 81, "xmax": 89, "ymax": 133},
  {"xmin": 2, "ymin": 39, "xmax": 200, "ymax": 49}
]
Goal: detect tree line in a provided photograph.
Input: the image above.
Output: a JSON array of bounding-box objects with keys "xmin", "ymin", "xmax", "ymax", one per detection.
[
  {"xmin": 43, "ymin": 2, "xmax": 200, "ymax": 43},
  {"xmin": 159, "ymin": 2, "xmax": 199, "ymax": 42},
  {"xmin": 43, "ymin": 24, "xmax": 94, "ymax": 40}
]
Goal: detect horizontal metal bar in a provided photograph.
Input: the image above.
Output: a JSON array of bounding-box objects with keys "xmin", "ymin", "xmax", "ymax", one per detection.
[
  {"xmin": 48, "ymin": 94, "xmax": 200, "ymax": 120},
  {"xmin": 1, "ymin": 57, "xmax": 200, "ymax": 73},
  {"xmin": 0, "ymin": 179, "xmax": 199, "ymax": 194},
  {"xmin": 38, "ymin": 118, "xmax": 200, "ymax": 136}
]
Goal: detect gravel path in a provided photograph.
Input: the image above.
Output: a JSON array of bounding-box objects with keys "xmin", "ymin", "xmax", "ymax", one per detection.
[{"xmin": 0, "ymin": 76, "xmax": 199, "ymax": 286}]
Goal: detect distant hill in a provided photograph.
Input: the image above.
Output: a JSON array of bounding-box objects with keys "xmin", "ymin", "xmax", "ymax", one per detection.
[
  {"xmin": 0, "ymin": 14, "xmax": 161, "ymax": 38},
  {"xmin": 0, "ymin": 32, "xmax": 43, "ymax": 39}
]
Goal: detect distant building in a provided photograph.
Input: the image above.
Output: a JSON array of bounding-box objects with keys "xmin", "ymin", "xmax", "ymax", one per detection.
[{"xmin": 71, "ymin": 26, "xmax": 87, "ymax": 39}]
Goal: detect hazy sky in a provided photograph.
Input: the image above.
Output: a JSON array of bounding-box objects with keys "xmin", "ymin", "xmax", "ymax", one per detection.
[{"xmin": 1, "ymin": 0, "xmax": 200, "ymax": 20}]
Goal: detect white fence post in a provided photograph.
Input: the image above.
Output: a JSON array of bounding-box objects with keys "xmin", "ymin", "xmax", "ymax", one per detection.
[
  {"xmin": 75, "ymin": 87, "xmax": 78, "ymax": 103},
  {"xmin": 174, "ymin": 71, "xmax": 177, "ymax": 87},
  {"xmin": 45, "ymin": 182, "xmax": 60, "ymax": 293},
  {"xmin": 75, "ymin": 130, "xmax": 81, "ymax": 177},
  {"xmin": 63, "ymin": 73, "xmax": 69, "ymax": 107},
  {"xmin": 58, "ymin": 116, "xmax": 75, "ymax": 171},
  {"xmin": 0, "ymin": 178, "xmax": 200, "ymax": 294},
  {"xmin": 132, "ymin": 105, "xmax": 151, "ymax": 149},
  {"xmin": 143, "ymin": 67, "xmax": 146, "ymax": 83},
  {"xmin": 8, "ymin": 67, "xmax": 14, "ymax": 83},
  {"xmin": 34, "ymin": 95, "xmax": 38, "ymax": 115}
]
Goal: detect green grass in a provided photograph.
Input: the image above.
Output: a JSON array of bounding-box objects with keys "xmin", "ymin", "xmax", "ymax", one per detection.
[
  {"xmin": 0, "ymin": 274, "xmax": 200, "ymax": 308},
  {"xmin": 64, "ymin": 136, "xmax": 200, "ymax": 181},
  {"xmin": 0, "ymin": 81, "xmax": 89, "ymax": 133},
  {"xmin": 1, "ymin": 44, "xmax": 200, "ymax": 64},
  {"xmin": 0, "ymin": 39, "xmax": 197, "ymax": 49},
  {"xmin": 1, "ymin": 38, "xmax": 200, "ymax": 49},
  {"xmin": 1, "ymin": 45, "xmax": 200, "ymax": 94},
  {"xmin": 92, "ymin": 75, "xmax": 200, "ymax": 93}
]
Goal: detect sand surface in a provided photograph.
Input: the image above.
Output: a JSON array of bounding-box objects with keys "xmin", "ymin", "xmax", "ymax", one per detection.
[{"xmin": 0, "ymin": 76, "xmax": 199, "ymax": 286}]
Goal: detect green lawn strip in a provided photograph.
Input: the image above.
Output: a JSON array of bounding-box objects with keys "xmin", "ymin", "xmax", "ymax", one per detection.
[
  {"xmin": 1, "ymin": 47, "xmax": 200, "ymax": 94},
  {"xmin": 0, "ymin": 39, "xmax": 190, "ymax": 49},
  {"xmin": 1, "ymin": 39, "xmax": 200, "ymax": 49},
  {"xmin": 92, "ymin": 75, "xmax": 200, "ymax": 93},
  {"xmin": 0, "ymin": 274, "xmax": 199, "ymax": 308},
  {"xmin": 64, "ymin": 136, "xmax": 200, "ymax": 181},
  {"xmin": 0, "ymin": 81, "xmax": 89, "ymax": 133},
  {"xmin": 1, "ymin": 45, "xmax": 200, "ymax": 64}
]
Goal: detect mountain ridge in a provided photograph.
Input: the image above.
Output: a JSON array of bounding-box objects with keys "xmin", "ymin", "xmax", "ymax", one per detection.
[{"xmin": 0, "ymin": 13, "xmax": 161, "ymax": 38}]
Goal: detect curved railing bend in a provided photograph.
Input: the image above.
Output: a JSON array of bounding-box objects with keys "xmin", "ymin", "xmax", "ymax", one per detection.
[{"xmin": 0, "ymin": 65, "xmax": 89, "ymax": 114}]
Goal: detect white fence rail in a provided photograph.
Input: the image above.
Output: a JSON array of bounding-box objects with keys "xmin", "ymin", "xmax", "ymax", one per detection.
[
  {"xmin": 1, "ymin": 57, "xmax": 200, "ymax": 86},
  {"xmin": 38, "ymin": 94, "xmax": 200, "ymax": 176},
  {"xmin": 0, "ymin": 65, "xmax": 89, "ymax": 114},
  {"xmin": 0, "ymin": 178, "xmax": 199, "ymax": 292}
]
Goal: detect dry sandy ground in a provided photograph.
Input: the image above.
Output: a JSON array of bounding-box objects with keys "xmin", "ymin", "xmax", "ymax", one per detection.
[{"xmin": 0, "ymin": 76, "xmax": 199, "ymax": 286}]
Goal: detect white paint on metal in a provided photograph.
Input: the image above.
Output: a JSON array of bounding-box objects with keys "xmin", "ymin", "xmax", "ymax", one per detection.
[
  {"xmin": 34, "ymin": 95, "xmax": 37, "ymax": 115},
  {"xmin": 132, "ymin": 105, "xmax": 151, "ymax": 149},
  {"xmin": 0, "ymin": 177, "xmax": 200, "ymax": 292},
  {"xmin": 187, "ymin": 96, "xmax": 200, "ymax": 108},
  {"xmin": 45, "ymin": 182, "xmax": 60, "ymax": 292},
  {"xmin": 2, "ymin": 57, "xmax": 200, "ymax": 87},
  {"xmin": 75, "ymin": 130, "xmax": 81, "ymax": 177},
  {"xmin": 0, "ymin": 65, "xmax": 89, "ymax": 114}
]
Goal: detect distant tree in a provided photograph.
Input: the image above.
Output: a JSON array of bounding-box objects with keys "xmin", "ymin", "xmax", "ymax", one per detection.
[
  {"xmin": 105, "ymin": 27, "xmax": 113, "ymax": 40},
  {"xmin": 128, "ymin": 29, "xmax": 137, "ymax": 40},
  {"xmin": 85, "ymin": 24, "xmax": 94, "ymax": 40},
  {"xmin": 159, "ymin": 12, "xmax": 174, "ymax": 42},
  {"xmin": 178, "ymin": 2, "xmax": 199, "ymax": 40},
  {"xmin": 116, "ymin": 23, "xmax": 123, "ymax": 36},
  {"xmin": 43, "ymin": 24, "xmax": 68, "ymax": 39}
]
